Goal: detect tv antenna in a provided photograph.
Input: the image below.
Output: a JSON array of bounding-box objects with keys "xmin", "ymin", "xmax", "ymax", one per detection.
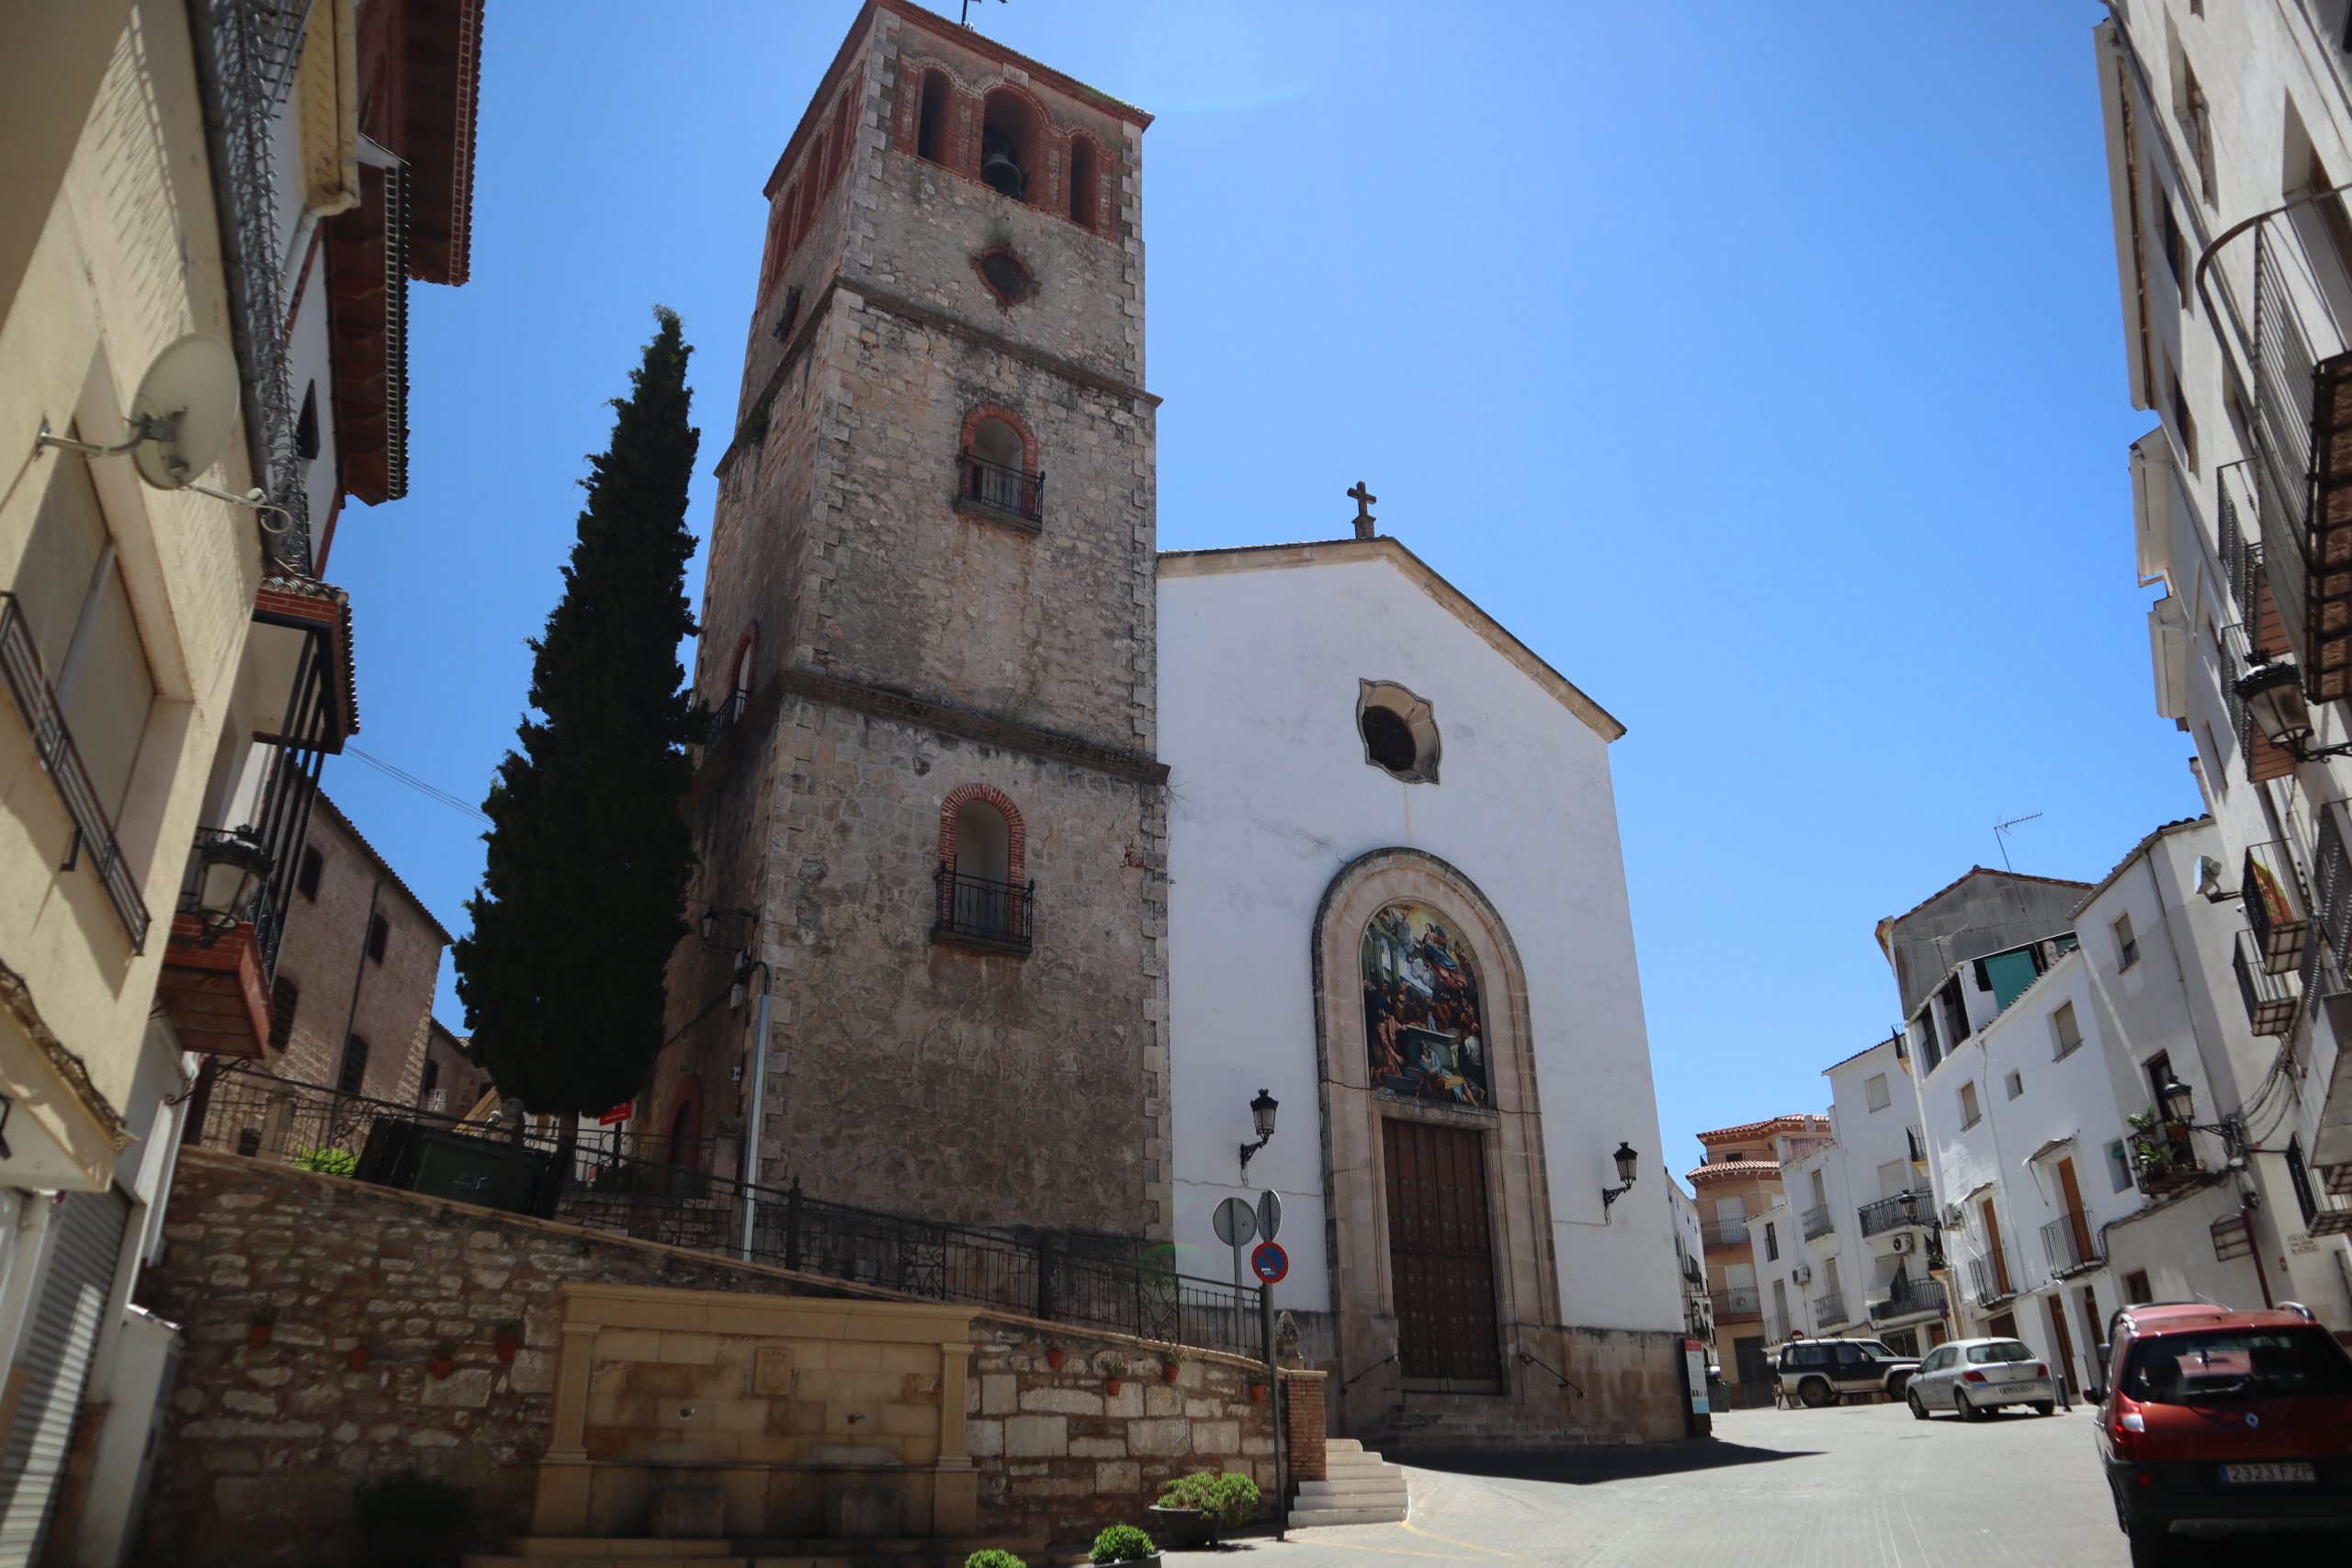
[{"xmin": 1992, "ymin": 811, "xmax": 2042, "ymax": 874}]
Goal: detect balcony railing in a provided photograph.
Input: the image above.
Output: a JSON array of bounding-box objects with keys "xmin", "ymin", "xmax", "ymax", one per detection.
[
  {"xmin": 2132, "ymin": 1119, "xmax": 2202, "ymax": 1195},
  {"xmin": 2318, "ymin": 807, "xmax": 2352, "ymax": 961},
  {"xmin": 1709, "ymin": 1286, "xmax": 1760, "ymax": 1319},
  {"xmin": 0, "ymin": 591, "xmax": 150, "ymax": 950},
  {"xmin": 705, "ymin": 687, "xmax": 747, "ymax": 750},
  {"xmin": 2040, "ymin": 1211, "xmax": 2100, "ymax": 1276},
  {"xmin": 1812, "ymin": 1292, "xmax": 1848, "ymax": 1327},
  {"xmin": 1871, "ymin": 1277, "xmax": 1946, "ymax": 1322},
  {"xmin": 1800, "ymin": 1202, "xmax": 1834, "ymax": 1240},
  {"xmin": 1905, "ymin": 1125, "xmax": 1925, "ymax": 1164},
  {"xmin": 933, "ymin": 865, "xmax": 1034, "ymax": 952},
  {"xmin": 2234, "ymin": 927, "xmax": 2301, "ymax": 1037},
  {"xmin": 956, "ymin": 450, "xmax": 1045, "ymax": 525},
  {"xmin": 1761, "ymin": 1313, "xmax": 1789, "ymax": 1347},
  {"xmin": 2245, "ymin": 840, "xmax": 2312, "ymax": 976},
  {"xmin": 1858, "ymin": 1191, "xmax": 1928, "ymax": 1238},
  {"xmin": 1965, "ymin": 1249, "xmax": 2017, "ymax": 1306},
  {"xmin": 1699, "ymin": 1218, "xmax": 1751, "ymax": 1250}
]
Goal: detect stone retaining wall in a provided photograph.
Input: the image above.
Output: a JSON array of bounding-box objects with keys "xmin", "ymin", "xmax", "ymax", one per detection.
[{"xmin": 135, "ymin": 1152, "xmax": 1316, "ymax": 1564}]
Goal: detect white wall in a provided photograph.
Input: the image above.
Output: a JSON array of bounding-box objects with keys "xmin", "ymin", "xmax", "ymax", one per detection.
[{"xmin": 1159, "ymin": 552, "xmax": 1680, "ymax": 1333}]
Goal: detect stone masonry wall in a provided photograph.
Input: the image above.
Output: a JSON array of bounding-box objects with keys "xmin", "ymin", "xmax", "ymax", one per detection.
[{"xmin": 136, "ymin": 1152, "xmax": 1290, "ymax": 1564}]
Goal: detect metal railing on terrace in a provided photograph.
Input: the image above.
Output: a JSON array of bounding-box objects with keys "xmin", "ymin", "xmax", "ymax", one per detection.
[
  {"xmin": 1812, "ymin": 1292, "xmax": 1848, "ymax": 1328},
  {"xmin": 1965, "ymin": 1248, "xmax": 2018, "ymax": 1307},
  {"xmin": 1699, "ymin": 1218, "xmax": 1752, "ymax": 1250},
  {"xmin": 956, "ymin": 451, "xmax": 1045, "ymax": 524},
  {"xmin": 705, "ymin": 688, "xmax": 747, "ymax": 750},
  {"xmin": 2041, "ymin": 1211, "xmax": 2100, "ymax": 1276},
  {"xmin": 0, "ymin": 592, "xmax": 150, "ymax": 950},
  {"xmin": 1800, "ymin": 1203, "xmax": 1834, "ymax": 1241},
  {"xmin": 1871, "ymin": 1277, "xmax": 1945, "ymax": 1323},
  {"xmin": 1710, "ymin": 1285, "xmax": 1760, "ymax": 1319},
  {"xmin": 933, "ymin": 867, "xmax": 1034, "ymax": 951},
  {"xmin": 186, "ymin": 1066, "xmax": 1264, "ymax": 1357},
  {"xmin": 2244, "ymin": 840, "xmax": 2312, "ymax": 976},
  {"xmin": 2234, "ymin": 927, "xmax": 2301, "ymax": 1038},
  {"xmin": 1857, "ymin": 1191, "xmax": 1928, "ymax": 1238}
]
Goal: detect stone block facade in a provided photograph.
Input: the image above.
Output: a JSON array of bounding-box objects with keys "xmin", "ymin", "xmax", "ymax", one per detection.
[{"xmin": 135, "ymin": 1151, "xmax": 1307, "ymax": 1563}]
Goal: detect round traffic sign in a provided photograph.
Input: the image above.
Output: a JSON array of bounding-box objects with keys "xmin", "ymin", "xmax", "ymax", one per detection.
[
  {"xmin": 1256, "ymin": 1188, "xmax": 1283, "ymax": 1242},
  {"xmin": 1213, "ymin": 1196, "xmax": 1258, "ymax": 1247},
  {"xmin": 1250, "ymin": 1240, "xmax": 1289, "ymax": 1283}
]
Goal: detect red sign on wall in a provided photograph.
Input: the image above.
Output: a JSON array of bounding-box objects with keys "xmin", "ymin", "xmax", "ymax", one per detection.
[{"xmin": 597, "ymin": 1101, "xmax": 633, "ymax": 1126}]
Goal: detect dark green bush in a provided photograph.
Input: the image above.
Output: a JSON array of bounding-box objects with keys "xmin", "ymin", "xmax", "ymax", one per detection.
[
  {"xmin": 967, "ymin": 1551, "xmax": 1029, "ymax": 1568},
  {"xmin": 1157, "ymin": 1471, "xmax": 1260, "ymax": 1527},
  {"xmin": 1090, "ymin": 1525, "xmax": 1157, "ymax": 1564}
]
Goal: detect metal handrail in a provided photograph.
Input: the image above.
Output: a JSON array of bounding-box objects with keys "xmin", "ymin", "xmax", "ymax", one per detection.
[
  {"xmin": 0, "ymin": 592, "xmax": 150, "ymax": 950},
  {"xmin": 957, "ymin": 450, "xmax": 1045, "ymax": 523}
]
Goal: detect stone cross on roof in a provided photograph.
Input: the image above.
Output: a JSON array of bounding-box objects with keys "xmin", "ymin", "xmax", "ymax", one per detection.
[{"xmin": 1348, "ymin": 480, "xmax": 1376, "ymax": 540}]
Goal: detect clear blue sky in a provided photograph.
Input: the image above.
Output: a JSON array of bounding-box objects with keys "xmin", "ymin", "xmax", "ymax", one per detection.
[{"xmin": 329, "ymin": 1, "xmax": 2180, "ymax": 1179}]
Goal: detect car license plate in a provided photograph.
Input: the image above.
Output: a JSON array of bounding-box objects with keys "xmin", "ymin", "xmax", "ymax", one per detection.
[{"xmin": 2221, "ymin": 1462, "xmax": 2314, "ymax": 1484}]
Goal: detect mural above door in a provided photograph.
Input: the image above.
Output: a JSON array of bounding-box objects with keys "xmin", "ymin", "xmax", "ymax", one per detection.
[{"xmin": 1362, "ymin": 902, "xmax": 1490, "ymax": 1108}]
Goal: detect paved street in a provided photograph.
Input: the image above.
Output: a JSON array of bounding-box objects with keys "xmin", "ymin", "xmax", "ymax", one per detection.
[{"xmin": 1254, "ymin": 1403, "xmax": 2123, "ymax": 1568}]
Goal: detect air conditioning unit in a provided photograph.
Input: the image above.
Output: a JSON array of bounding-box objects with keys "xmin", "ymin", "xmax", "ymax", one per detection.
[
  {"xmin": 1792, "ymin": 1263, "xmax": 1813, "ymax": 1285},
  {"xmin": 1891, "ymin": 1232, "xmax": 1915, "ymax": 1255}
]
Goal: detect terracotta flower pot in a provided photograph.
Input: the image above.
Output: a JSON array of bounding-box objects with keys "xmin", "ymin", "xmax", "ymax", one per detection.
[
  {"xmin": 1249, "ymin": 1382, "xmax": 1267, "ymax": 1403},
  {"xmin": 247, "ymin": 1324, "xmax": 273, "ymax": 1349},
  {"xmin": 1104, "ymin": 1377, "xmax": 1123, "ymax": 1396},
  {"xmin": 347, "ymin": 1347, "xmax": 373, "ymax": 1371},
  {"xmin": 428, "ymin": 1359, "xmax": 455, "ymax": 1381},
  {"xmin": 495, "ymin": 1337, "xmax": 519, "ymax": 1364},
  {"xmin": 1046, "ymin": 1348, "xmax": 1066, "ymax": 1371},
  {"xmin": 1161, "ymin": 1362, "xmax": 1181, "ymax": 1383}
]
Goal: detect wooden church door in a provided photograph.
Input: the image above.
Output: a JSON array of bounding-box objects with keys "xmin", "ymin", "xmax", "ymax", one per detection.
[{"xmin": 1382, "ymin": 1119, "xmax": 1502, "ymax": 1388}]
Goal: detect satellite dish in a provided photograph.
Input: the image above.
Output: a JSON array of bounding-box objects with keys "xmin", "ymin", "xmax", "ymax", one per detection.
[
  {"xmin": 2195, "ymin": 855, "xmax": 2227, "ymax": 901},
  {"xmin": 128, "ymin": 333, "xmax": 241, "ymax": 491}
]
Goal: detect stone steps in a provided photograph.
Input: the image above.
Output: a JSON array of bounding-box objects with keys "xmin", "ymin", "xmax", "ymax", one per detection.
[{"xmin": 1289, "ymin": 1442, "xmax": 1408, "ymax": 1529}]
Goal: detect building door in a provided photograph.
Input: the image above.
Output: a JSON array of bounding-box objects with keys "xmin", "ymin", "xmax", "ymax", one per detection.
[
  {"xmin": 1987, "ymin": 1310, "xmax": 2019, "ymax": 1340},
  {"xmin": 1382, "ymin": 1119, "xmax": 1500, "ymax": 1388},
  {"xmin": 2044, "ymin": 1293, "xmax": 2079, "ymax": 1397},
  {"xmin": 1732, "ymin": 1336, "xmax": 1771, "ymax": 1406},
  {"xmin": 1981, "ymin": 1200, "xmax": 2012, "ymax": 1295},
  {"xmin": 0, "ymin": 1188, "xmax": 130, "ymax": 1566},
  {"xmin": 2055, "ymin": 1157, "xmax": 2092, "ymax": 1264}
]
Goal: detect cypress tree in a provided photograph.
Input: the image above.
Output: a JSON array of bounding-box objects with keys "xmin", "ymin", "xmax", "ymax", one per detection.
[{"xmin": 455, "ymin": 308, "xmax": 702, "ymax": 1145}]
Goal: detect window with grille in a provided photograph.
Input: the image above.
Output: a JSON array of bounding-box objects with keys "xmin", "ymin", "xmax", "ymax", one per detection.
[
  {"xmin": 337, "ymin": 1035, "xmax": 369, "ymax": 1095},
  {"xmin": 367, "ymin": 911, "xmax": 388, "ymax": 964},
  {"xmin": 267, "ymin": 977, "xmax": 299, "ymax": 1053}
]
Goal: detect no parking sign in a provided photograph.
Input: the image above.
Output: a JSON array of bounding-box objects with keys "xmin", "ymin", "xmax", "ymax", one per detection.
[{"xmin": 1250, "ymin": 1240, "xmax": 1288, "ymax": 1283}]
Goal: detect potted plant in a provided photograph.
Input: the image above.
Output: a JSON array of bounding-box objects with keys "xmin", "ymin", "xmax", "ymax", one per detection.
[
  {"xmin": 428, "ymin": 1341, "xmax": 457, "ymax": 1381},
  {"xmin": 1045, "ymin": 1347, "xmax": 1067, "ymax": 1371},
  {"xmin": 1090, "ymin": 1525, "xmax": 1159, "ymax": 1568},
  {"xmin": 1149, "ymin": 1471, "xmax": 1261, "ymax": 1546},
  {"xmin": 1247, "ymin": 1379, "xmax": 1268, "ymax": 1404},
  {"xmin": 247, "ymin": 1306, "xmax": 277, "ymax": 1349},
  {"xmin": 353, "ymin": 1468, "xmax": 468, "ymax": 1568},
  {"xmin": 1104, "ymin": 1374, "xmax": 1123, "ymax": 1397},
  {"xmin": 347, "ymin": 1345, "xmax": 373, "ymax": 1372},
  {"xmin": 1159, "ymin": 1358, "xmax": 1181, "ymax": 1384},
  {"xmin": 493, "ymin": 1322, "xmax": 522, "ymax": 1363}
]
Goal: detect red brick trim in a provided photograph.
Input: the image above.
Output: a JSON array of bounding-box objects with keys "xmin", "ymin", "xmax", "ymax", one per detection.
[
  {"xmin": 936, "ymin": 784, "xmax": 1027, "ymax": 885},
  {"xmin": 1065, "ymin": 128, "xmax": 1114, "ymax": 236},
  {"xmin": 892, "ymin": 54, "xmax": 1121, "ymax": 244},
  {"xmin": 725, "ymin": 623, "xmax": 759, "ymax": 696},
  {"xmin": 959, "ymin": 403, "xmax": 1037, "ymax": 471}
]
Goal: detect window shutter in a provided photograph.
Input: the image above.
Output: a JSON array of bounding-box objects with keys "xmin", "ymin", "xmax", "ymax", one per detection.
[
  {"xmin": 61, "ymin": 562, "xmax": 154, "ymax": 818},
  {"xmin": 15, "ymin": 457, "xmax": 108, "ymax": 676}
]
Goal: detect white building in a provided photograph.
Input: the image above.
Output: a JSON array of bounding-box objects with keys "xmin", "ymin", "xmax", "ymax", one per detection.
[
  {"xmin": 1668, "ymin": 1181, "xmax": 1713, "ymax": 1346},
  {"xmin": 1160, "ymin": 533, "xmax": 1686, "ymax": 1447},
  {"xmin": 2091, "ymin": 0, "xmax": 2352, "ymax": 1298}
]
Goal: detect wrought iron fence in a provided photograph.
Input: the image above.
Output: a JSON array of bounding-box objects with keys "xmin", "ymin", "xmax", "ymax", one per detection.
[
  {"xmin": 1800, "ymin": 1203, "xmax": 1834, "ymax": 1241},
  {"xmin": 1857, "ymin": 1192, "xmax": 1926, "ymax": 1238},
  {"xmin": 2234, "ymin": 927, "xmax": 2301, "ymax": 1037},
  {"xmin": 1871, "ymin": 1277, "xmax": 1945, "ymax": 1322},
  {"xmin": 1812, "ymin": 1292, "xmax": 1847, "ymax": 1327},
  {"xmin": 1710, "ymin": 1286, "xmax": 1760, "ymax": 1318},
  {"xmin": 2317, "ymin": 807, "xmax": 2352, "ymax": 960},
  {"xmin": 2041, "ymin": 1212, "xmax": 2099, "ymax": 1275},
  {"xmin": 1964, "ymin": 1249, "xmax": 2018, "ymax": 1306},
  {"xmin": 706, "ymin": 688, "xmax": 748, "ymax": 749},
  {"xmin": 933, "ymin": 866, "xmax": 1033, "ymax": 950},
  {"xmin": 0, "ymin": 592, "xmax": 150, "ymax": 950},
  {"xmin": 957, "ymin": 451, "xmax": 1045, "ymax": 523},
  {"xmin": 187, "ymin": 1066, "xmax": 1261, "ymax": 1356},
  {"xmin": 1699, "ymin": 1219, "xmax": 1750, "ymax": 1250}
]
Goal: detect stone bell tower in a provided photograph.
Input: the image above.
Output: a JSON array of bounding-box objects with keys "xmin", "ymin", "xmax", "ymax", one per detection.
[{"xmin": 652, "ymin": 0, "xmax": 1168, "ymax": 1240}]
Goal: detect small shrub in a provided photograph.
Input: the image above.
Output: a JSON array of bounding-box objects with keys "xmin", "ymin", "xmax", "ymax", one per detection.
[
  {"xmin": 1090, "ymin": 1525, "xmax": 1156, "ymax": 1565},
  {"xmin": 293, "ymin": 1145, "xmax": 358, "ymax": 1176},
  {"xmin": 967, "ymin": 1551, "xmax": 1029, "ymax": 1568},
  {"xmin": 1158, "ymin": 1471, "xmax": 1260, "ymax": 1527}
]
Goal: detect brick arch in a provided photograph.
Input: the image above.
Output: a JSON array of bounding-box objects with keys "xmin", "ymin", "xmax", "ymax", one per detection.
[
  {"xmin": 960, "ymin": 402, "xmax": 1038, "ymax": 473},
  {"xmin": 1065, "ymin": 128, "xmax": 1112, "ymax": 235},
  {"xmin": 936, "ymin": 783, "xmax": 1027, "ymax": 885},
  {"xmin": 725, "ymin": 621, "xmax": 759, "ymax": 696}
]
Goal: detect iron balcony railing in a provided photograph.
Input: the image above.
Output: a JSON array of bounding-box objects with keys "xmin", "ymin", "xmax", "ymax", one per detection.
[
  {"xmin": 2234, "ymin": 927, "xmax": 2301, "ymax": 1037},
  {"xmin": 2132, "ymin": 1119, "xmax": 2202, "ymax": 1194},
  {"xmin": 957, "ymin": 450, "xmax": 1045, "ymax": 524},
  {"xmin": 1699, "ymin": 1218, "xmax": 1751, "ymax": 1250},
  {"xmin": 2317, "ymin": 807, "xmax": 2352, "ymax": 961},
  {"xmin": 187, "ymin": 1065, "xmax": 1265, "ymax": 1357},
  {"xmin": 1812, "ymin": 1292, "xmax": 1848, "ymax": 1327},
  {"xmin": 174, "ymin": 826, "xmax": 285, "ymax": 970},
  {"xmin": 1800, "ymin": 1202, "xmax": 1835, "ymax": 1241},
  {"xmin": 2041, "ymin": 1211, "xmax": 2100, "ymax": 1276},
  {"xmin": 933, "ymin": 866, "xmax": 1034, "ymax": 951},
  {"xmin": 1871, "ymin": 1277, "xmax": 1946, "ymax": 1322},
  {"xmin": 1857, "ymin": 1191, "xmax": 1928, "ymax": 1238},
  {"xmin": 2245, "ymin": 840, "xmax": 2312, "ymax": 976},
  {"xmin": 706, "ymin": 688, "xmax": 747, "ymax": 749},
  {"xmin": 1965, "ymin": 1248, "xmax": 2018, "ymax": 1307},
  {"xmin": 1905, "ymin": 1125, "xmax": 1925, "ymax": 1164},
  {"xmin": 0, "ymin": 591, "xmax": 150, "ymax": 950},
  {"xmin": 1709, "ymin": 1286, "xmax": 1760, "ymax": 1319}
]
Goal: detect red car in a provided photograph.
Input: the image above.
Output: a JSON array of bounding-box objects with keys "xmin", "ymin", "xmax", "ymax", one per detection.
[{"xmin": 2091, "ymin": 1301, "xmax": 2352, "ymax": 1565}]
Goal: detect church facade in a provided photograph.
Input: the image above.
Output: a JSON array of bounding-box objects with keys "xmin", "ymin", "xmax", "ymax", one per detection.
[{"xmin": 650, "ymin": 0, "xmax": 1688, "ymax": 1446}]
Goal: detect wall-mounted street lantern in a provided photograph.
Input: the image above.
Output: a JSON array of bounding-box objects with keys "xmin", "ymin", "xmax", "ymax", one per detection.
[
  {"xmin": 2234, "ymin": 661, "xmax": 2352, "ymax": 761},
  {"xmin": 1600, "ymin": 1141, "xmax": 1638, "ymax": 1212},
  {"xmin": 193, "ymin": 828, "xmax": 270, "ymax": 942},
  {"xmin": 1238, "ymin": 1088, "xmax": 1278, "ymax": 1179}
]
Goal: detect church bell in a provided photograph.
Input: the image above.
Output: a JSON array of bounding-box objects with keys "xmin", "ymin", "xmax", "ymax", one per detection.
[{"xmin": 979, "ymin": 127, "xmax": 1025, "ymax": 197}]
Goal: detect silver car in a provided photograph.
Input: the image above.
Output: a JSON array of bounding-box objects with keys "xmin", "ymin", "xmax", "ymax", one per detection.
[{"xmin": 1905, "ymin": 1337, "xmax": 2059, "ymax": 1421}]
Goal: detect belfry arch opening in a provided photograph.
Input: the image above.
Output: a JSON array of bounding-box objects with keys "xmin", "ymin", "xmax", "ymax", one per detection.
[
  {"xmin": 916, "ymin": 70, "xmax": 951, "ymax": 164},
  {"xmin": 979, "ymin": 88, "xmax": 1040, "ymax": 201},
  {"xmin": 1069, "ymin": 135, "xmax": 1099, "ymax": 231}
]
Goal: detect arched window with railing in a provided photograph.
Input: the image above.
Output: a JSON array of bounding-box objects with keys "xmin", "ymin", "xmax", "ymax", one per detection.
[
  {"xmin": 708, "ymin": 624, "xmax": 756, "ymax": 747},
  {"xmin": 957, "ymin": 405, "xmax": 1043, "ymax": 525},
  {"xmin": 933, "ymin": 784, "xmax": 1032, "ymax": 952}
]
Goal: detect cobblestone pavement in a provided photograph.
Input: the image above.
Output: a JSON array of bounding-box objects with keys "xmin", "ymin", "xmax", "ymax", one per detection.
[{"xmin": 1247, "ymin": 1402, "xmax": 2130, "ymax": 1568}]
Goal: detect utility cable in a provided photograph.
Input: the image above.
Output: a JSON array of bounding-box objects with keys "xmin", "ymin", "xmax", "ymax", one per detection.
[{"xmin": 344, "ymin": 745, "xmax": 491, "ymax": 826}]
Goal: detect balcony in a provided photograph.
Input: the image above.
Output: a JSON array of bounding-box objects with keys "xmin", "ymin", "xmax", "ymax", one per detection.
[
  {"xmin": 1905, "ymin": 1125, "xmax": 1926, "ymax": 1164},
  {"xmin": 2132, "ymin": 1119, "xmax": 2202, "ymax": 1198},
  {"xmin": 1699, "ymin": 1218, "xmax": 1752, "ymax": 1250},
  {"xmin": 2041, "ymin": 1210, "xmax": 2101, "ymax": 1277},
  {"xmin": 932, "ymin": 865, "xmax": 1033, "ymax": 954},
  {"xmin": 1965, "ymin": 1249, "xmax": 2017, "ymax": 1307},
  {"xmin": 1871, "ymin": 1277, "xmax": 1946, "ymax": 1323},
  {"xmin": 1800, "ymin": 1202, "xmax": 1835, "ymax": 1241},
  {"xmin": 1709, "ymin": 1286, "xmax": 1760, "ymax": 1320},
  {"xmin": 956, "ymin": 450, "xmax": 1045, "ymax": 528},
  {"xmin": 2234, "ymin": 928, "xmax": 2302, "ymax": 1037},
  {"xmin": 2245, "ymin": 841, "xmax": 2312, "ymax": 976},
  {"xmin": 1812, "ymin": 1292, "xmax": 1848, "ymax": 1328},
  {"xmin": 0, "ymin": 590, "xmax": 151, "ymax": 950},
  {"xmin": 705, "ymin": 687, "xmax": 747, "ymax": 750},
  {"xmin": 1857, "ymin": 1191, "xmax": 1928, "ymax": 1238}
]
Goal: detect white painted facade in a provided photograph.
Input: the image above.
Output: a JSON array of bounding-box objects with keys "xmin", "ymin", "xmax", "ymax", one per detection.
[
  {"xmin": 2093, "ymin": 0, "xmax": 2352, "ymax": 1297},
  {"xmin": 1159, "ymin": 541, "xmax": 1680, "ymax": 1340},
  {"xmin": 1668, "ymin": 1181, "xmax": 1713, "ymax": 1343}
]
